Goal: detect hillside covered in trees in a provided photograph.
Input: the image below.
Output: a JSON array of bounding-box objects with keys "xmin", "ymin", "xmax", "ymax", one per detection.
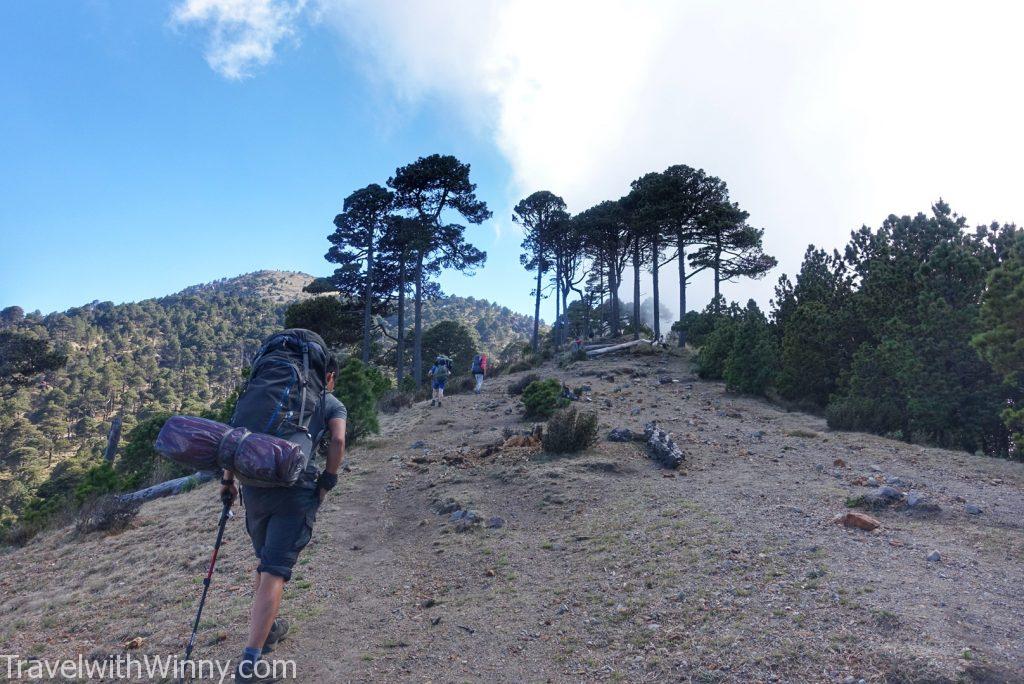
[{"xmin": 0, "ymin": 270, "xmax": 533, "ymax": 534}]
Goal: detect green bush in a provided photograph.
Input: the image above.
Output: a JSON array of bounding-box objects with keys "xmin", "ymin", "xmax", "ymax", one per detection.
[
  {"xmin": 422, "ymin": 320, "xmax": 479, "ymax": 377},
  {"xmin": 521, "ymin": 379, "xmax": 568, "ymax": 419},
  {"xmin": 826, "ymin": 337, "xmax": 912, "ymax": 438},
  {"xmin": 697, "ymin": 320, "xmax": 737, "ymax": 380},
  {"xmin": 776, "ymin": 301, "xmax": 839, "ymax": 408},
  {"xmin": 284, "ymin": 296, "xmax": 362, "ymax": 347},
  {"xmin": 722, "ymin": 302, "xmax": 778, "ymax": 396},
  {"xmin": 542, "ymin": 407, "xmax": 598, "ymax": 453},
  {"xmin": 335, "ymin": 358, "xmax": 380, "ymax": 443},
  {"xmin": 75, "ymin": 461, "xmax": 120, "ymax": 505},
  {"xmin": 362, "ymin": 363, "xmax": 393, "ymax": 400},
  {"xmin": 116, "ymin": 412, "xmax": 185, "ymax": 489}
]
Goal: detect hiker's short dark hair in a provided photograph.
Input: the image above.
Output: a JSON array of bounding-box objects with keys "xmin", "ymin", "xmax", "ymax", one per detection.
[{"xmin": 325, "ymin": 353, "xmax": 340, "ymax": 376}]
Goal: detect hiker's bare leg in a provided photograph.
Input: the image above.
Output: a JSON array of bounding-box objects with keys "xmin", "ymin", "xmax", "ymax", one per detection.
[{"xmin": 247, "ymin": 572, "xmax": 285, "ymax": 650}]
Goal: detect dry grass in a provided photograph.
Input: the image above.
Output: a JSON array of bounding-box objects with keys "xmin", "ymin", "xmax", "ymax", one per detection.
[{"xmin": 2, "ymin": 351, "xmax": 1022, "ymax": 682}]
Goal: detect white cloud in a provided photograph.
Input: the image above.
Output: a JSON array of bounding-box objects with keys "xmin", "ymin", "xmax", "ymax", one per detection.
[
  {"xmin": 172, "ymin": 0, "xmax": 307, "ymax": 79},
  {"xmin": 173, "ymin": 0, "xmax": 1024, "ymax": 311},
  {"xmin": 315, "ymin": 0, "xmax": 1024, "ymax": 310}
]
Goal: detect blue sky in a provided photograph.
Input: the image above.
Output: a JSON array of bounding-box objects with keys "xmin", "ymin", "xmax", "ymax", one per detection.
[
  {"xmin": 3, "ymin": 1, "xmax": 1022, "ymax": 319},
  {"xmin": 0, "ymin": 2, "xmax": 519, "ymax": 315}
]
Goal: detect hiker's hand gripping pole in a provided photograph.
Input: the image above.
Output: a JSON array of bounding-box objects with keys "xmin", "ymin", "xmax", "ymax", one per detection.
[{"xmin": 180, "ymin": 498, "xmax": 233, "ymax": 680}]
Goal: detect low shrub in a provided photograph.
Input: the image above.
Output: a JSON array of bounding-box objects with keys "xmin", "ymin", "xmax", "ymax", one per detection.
[
  {"xmin": 521, "ymin": 379, "xmax": 568, "ymax": 419},
  {"xmin": 335, "ymin": 358, "xmax": 380, "ymax": 443},
  {"xmin": 76, "ymin": 495, "xmax": 142, "ymax": 535},
  {"xmin": 696, "ymin": 320, "xmax": 737, "ymax": 379},
  {"xmin": 508, "ymin": 372, "xmax": 541, "ymax": 396},
  {"xmin": 445, "ymin": 376, "xmax": 477, "ymax": 395},
  {"xmin": 74, "ymin": 462, "xmax": 120, "ymax": 505},
  {"xmin": 506, "ymin": 360, "xmax": 532, "ymax": 374},
  {"xmin": 378, "ymin": 389, "xmax": 414, "ymax": 414},
  {"xmin": 542, "ymin": 407, "xmax": 599, "ymax": 454}
]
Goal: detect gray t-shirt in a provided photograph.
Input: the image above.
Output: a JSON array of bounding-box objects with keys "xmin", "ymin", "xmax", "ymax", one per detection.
[{"xmin": 293, "ymin": 393, "xmax": 347, "ymax": 488}]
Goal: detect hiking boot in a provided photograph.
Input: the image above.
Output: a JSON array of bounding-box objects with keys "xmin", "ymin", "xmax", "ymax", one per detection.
[
  {"xmin": 234, "ymin": 659, "xmax": 281, "ymax": 683},
  {"xmin": 261, "ymin": 618, "xmax": 289, "ymax": 654},
  {"xmin": 431, "ymin": 399, "xmax": 436, "ymax": 407}
]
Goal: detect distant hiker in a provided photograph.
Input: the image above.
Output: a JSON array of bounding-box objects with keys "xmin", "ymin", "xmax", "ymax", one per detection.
[
  {"xmin": 429, "ymin": 356, "xmax": 450, "ymax": 406},
  {"xmin": 471, "ymin": 353, "xmax": 487, "ymax": 394},
  {"xmin": 219, "ymin": 330, "xmax": 347, "ymax": 682}
]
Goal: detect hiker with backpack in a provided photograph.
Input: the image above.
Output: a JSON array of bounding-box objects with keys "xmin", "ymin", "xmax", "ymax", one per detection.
[
  {"xmin": 429, "ymin": 355, "xmax": 450, "ymax": 407},
  {"xmin": 216, "ymin": 330, "xmax": 347, "ymax": 682},
  {"xmin": 471, "ymin": 353, "xmax": 488, "ymax": 394}
]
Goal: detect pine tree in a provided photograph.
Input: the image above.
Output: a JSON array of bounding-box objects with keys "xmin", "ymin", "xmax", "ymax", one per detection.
[
  {"xmin": 334, "ymin": 358, "xmax": 380, "ymax": 443},
  {"xmin": 325, "ymin": 184, "xmax": 395, "ymax": 362},
  {"xmin": 722, "ymin": 301, "xmax": 778, "ymax": 395},
  {"xmin": 689, "ymin": 201, "xmax": 777, "ymax": 313},
  {"xmin": 389, "ymin": 155, "xmax": 490, "ymax": 386},
  {"xmin": 972, "ymin": 231, "xmax": 1024, "ymax": 454},
  {"xmin": 514, "ymin": 191, "xmax": 568, "ymax": 352}
]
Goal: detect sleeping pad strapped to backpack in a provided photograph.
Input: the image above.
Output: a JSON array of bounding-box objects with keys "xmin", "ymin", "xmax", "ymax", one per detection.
[{"xmin": 154, "ymin": 329, "xmax": 332, "ymax": 487}]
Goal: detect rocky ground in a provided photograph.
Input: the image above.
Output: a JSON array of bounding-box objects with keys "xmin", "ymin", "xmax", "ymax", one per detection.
[{"xmin": 2, "ymin": 350, "xmax": 1023, "ymax": 683}]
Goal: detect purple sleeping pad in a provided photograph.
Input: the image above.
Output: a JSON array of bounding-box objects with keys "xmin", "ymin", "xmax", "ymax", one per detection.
[{"xmin": 154, "ymin": 415, "xmax": 308, "ymax": 486}]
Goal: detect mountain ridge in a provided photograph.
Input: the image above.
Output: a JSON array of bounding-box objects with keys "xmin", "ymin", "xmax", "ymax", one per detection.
[{"xmin": 0, "ymin": 269, "xmax": 535, "ymax": 530}]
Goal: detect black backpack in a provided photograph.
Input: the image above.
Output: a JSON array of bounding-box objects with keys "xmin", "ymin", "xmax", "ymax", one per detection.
[{"xmin": 231, "ymin": 329, "xmax": 331, "ymax": 441}]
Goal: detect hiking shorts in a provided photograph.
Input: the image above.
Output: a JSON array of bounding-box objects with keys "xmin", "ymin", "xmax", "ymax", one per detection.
[
  {"xmin": 241, "ymin": 485, "xmax": 320, "ymax": 581},
  {"xmin": 432, "ymin": 378, "xmax": 446, "ymax": 390}
]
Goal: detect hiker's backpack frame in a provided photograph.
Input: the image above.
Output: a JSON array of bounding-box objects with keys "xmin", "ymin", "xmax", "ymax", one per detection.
[{"xmin": 230, "ymin": 329, "xmax": 331, "ymax": 441}]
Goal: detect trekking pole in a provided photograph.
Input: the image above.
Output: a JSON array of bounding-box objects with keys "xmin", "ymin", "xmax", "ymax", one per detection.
[{"xmin": 180, "ymin": 496, "xmax": 233, "ymax": 682}]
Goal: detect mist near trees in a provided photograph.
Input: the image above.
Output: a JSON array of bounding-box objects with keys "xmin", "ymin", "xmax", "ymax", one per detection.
[{"xmin": 517, "ymin": 163, "xmax": 776, "ymax": 345}]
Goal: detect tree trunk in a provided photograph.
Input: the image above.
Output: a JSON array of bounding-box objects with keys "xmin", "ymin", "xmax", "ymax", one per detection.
[
  {"xmin": 532, "ymin": 265, "xmax": 543, "ymax": 353},
  {"xmin": 561, "ymin": 282, "xmax": 569, "ymax": 342},
  {"xmin": 361, "ymin": 239, "xmax": 374, "ymax": 363},
  {"xmin": 610, "ymin": 264, "xmax": 621, "ymax": 337},
  {"xmin": 678, "ymin": 239, "xmax": 687, "ymax": 347},
  {"xmin": 651, "ymin": 236, "xmax": 660, "ymax": 340},
  {"xmin": 586, "ymin": 338, "xmax": 652, "ymax": 357},
  {"xmin": 632, "ymin": 243, "xmax": 641, "ymax": 340},
  {"xmin": 413, "ymin": 253, "xmax": 424, "ymax": 387},
  {"xmin": 396, "ymin": 256, "xmax": 406, "ymax": 383},
  {"xmin": 104, "ymin": 415, "xmax": 122, "ymax": 462},
  {"xmin": 554, "ymin": 261, "xmax": 561, "ymax": 349},
  {"xmin": 713, "ymin": 248, "xmax": 722, "ymax": 315},
  {"xmin": 118, "ymin": 471, "xmax": 216, "ymax": 504}
]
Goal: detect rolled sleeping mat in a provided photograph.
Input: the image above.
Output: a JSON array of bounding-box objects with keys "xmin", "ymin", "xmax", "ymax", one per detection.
[{"xmin": 154, "ymin": 415, "xmax": 308, "ymax": 487}]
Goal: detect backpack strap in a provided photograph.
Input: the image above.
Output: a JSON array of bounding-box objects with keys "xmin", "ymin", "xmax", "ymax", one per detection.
[{"xmin": 297, "ymin": 341, "xmax": 310, "ymax": 432}]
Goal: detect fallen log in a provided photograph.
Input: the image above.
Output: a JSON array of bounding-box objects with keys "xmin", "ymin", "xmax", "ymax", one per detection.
[
  {"xmin": 117, "ymin": 470, "xmax": 216, "ymax": 504},
  {"xmin": 585, "ymin": 339, "xmax": 653, "ymax": 357},
  {"xmin": 644, "ymin": 422, "xmax": 684, "ymax": 468}
]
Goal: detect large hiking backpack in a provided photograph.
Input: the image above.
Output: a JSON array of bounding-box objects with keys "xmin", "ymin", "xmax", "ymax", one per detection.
[
  {"xmin": 432, "ymin": 361, "xmax": 450, "ymax": 381},
  {"xmin": 152, "ymin": 330, "xmax": 332, "ymax": 487},
  {"xmin": 228, "ymin": 329, "xmax": 331, "ymax": 485}
]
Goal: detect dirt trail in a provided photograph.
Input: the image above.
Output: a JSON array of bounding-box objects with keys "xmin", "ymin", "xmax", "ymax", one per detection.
[{"xmin": 2, "ymin": 351, "xmax": 1023, "ymax": 683}]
